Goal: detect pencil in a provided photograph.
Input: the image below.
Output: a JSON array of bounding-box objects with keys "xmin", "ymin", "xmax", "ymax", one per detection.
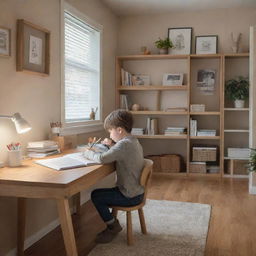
[{"xmin": 89, "ymin": 137, "xmax": 102, "ymax": 150}]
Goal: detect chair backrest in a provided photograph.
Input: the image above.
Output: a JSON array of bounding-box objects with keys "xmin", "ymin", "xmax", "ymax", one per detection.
[{"xmin": 140, "ymin": 159, "xmax": 153, "ymax": 203}]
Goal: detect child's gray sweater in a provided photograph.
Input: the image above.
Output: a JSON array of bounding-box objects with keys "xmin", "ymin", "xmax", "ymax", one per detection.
[{"xmin": 83, "ymin": 136, "xmax": 144, "ymax": 198}]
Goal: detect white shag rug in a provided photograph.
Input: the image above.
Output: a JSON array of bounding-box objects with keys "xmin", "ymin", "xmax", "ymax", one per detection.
[{"xmin": 89, "ymin": 199, "xmax": 211, "ymax": 256}]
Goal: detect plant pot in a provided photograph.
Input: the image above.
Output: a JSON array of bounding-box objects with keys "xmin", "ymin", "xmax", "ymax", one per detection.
[
  {"xmin": 249, "ymin": 172, "xmax": 256, "ymax": 194},
  {"xmin": 159, "ymin": 48, "xmax": 168, "ymax": 55},
  {"xmin": 234, "ymin": 99, "xmax": 245, "ymax": 108}
]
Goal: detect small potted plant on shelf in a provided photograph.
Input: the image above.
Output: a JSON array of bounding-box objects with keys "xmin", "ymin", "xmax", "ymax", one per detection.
[
  {"xmin": 225, "ymin": 76, "xmax": 249, "ymax": 108},
  {"xmin": 154, "ymin": 37, "xmax": 174, "ymax": 55},
  {"xmin": 248, "ymin": 148, "xmax": 256, "ymax": 194}
]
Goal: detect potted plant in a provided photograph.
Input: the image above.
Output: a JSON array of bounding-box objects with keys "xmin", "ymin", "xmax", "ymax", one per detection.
[
  {"xmin": 155, "ymin": 37, "xmax": 174, "ymax": 55},
  {"xmin": 248, "ymin": 148, "xmax": 256, "ymax": 194},
  {"xmin": 225, "ymin": 76, "xmax": 249, "ymax": 108}
]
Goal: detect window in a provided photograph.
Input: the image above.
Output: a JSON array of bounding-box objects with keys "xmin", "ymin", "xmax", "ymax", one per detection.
[{"xmin": 61, "ymin": 4, "xmax": 102, "ymax": 134}]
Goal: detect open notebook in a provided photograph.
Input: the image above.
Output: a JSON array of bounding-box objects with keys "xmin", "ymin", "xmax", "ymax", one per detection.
[{"xmin": 35, "ymin": 152, "xmax": 98, "ymax": 170}]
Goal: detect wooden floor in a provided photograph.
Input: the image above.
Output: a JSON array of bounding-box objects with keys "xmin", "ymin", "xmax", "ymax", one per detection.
[{"xmin": 25, "ymin": 175, "xmax": 256, "ymax": 256}]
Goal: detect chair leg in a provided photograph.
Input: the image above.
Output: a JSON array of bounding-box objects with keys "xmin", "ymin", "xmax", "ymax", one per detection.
[
  {"xmin": 112, "ymin": 208, "xmax": 118, "ymax": 218},
  {"xmin": 138, "ymin": 208, "xmax": 147, "ymax": 234},
  {"xmin": 126, "ymin": 211, "xmax": 133, "ymax": 245}
]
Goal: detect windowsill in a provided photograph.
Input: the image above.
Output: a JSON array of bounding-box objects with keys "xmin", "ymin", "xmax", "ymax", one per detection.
[{"xmin": 60, "ymin": 122, "xmax": 104, "ymax": 136}]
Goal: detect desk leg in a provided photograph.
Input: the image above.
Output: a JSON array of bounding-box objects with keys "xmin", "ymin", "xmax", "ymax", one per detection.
[
  {"xmin": 57, "ymin": 198, "xmax": 78, "ymax": 256},
  {"xmin": 74, "ymin": 192, "xmax": 81, "ymax": 215},
  {"xmin": 17, "ymin": 198, "xmax": 26, "ymax": 256}
]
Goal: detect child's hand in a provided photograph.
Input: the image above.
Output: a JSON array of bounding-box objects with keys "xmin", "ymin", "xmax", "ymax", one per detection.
[
  {"xmin": 85, "ymin": 147, "xmax": 95, "ymax": 152},
  {"xmin": 101, "ymin": 138, "xmax": 114, "ymax": 147}
]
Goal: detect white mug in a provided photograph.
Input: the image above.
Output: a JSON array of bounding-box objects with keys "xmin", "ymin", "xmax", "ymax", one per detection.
[{"xmin": 8, "ymin": 150, "xmax": 22, "ymax": 167}]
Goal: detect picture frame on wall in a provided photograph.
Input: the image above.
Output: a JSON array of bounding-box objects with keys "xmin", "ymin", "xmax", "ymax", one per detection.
[
  {"xmin": 0, "ymin": 26, "xmax": 11, "ymax": 57},
  {"xmin": 163, "ymin": 73, "xmax": 184, "ymax": 86},
  {"xmin": 168, "ymin": 27, "xmax": 192, "ymax": 55},
  {"xmin": 16, "ymin": 19, "xmax": 50, "ymax": 75},
  {"xmin": 195, "ymin": 35, "xmax": 218, "ymax": 54}
]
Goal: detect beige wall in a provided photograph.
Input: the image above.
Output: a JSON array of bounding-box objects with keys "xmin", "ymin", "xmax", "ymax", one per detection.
[
  {"xmin": 0, "ymin": 0, "xmax": 118, "ymax": 255},
  {"xmin": 117, "ymin": 8, "xmax": 256, "ymax": 55}
]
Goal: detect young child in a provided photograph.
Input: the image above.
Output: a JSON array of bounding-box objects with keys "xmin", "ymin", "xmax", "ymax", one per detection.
[{"xmin": 83, "ymin": 109, "xmax": 144, "ymax": 243}]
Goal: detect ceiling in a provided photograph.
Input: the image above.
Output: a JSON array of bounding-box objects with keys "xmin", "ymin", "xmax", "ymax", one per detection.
[{"xmin": 101, "ymin": 0, "xmax": 256, "ymax": 16}]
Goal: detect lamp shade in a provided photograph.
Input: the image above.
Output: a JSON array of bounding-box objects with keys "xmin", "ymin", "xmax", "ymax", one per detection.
[{"xmin": 11, "ymin": 113, "xmax": 31, "ymax": 134}]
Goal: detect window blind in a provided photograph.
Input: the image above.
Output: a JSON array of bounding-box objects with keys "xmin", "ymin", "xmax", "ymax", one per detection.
[{"xmin": 64, "ymin": 11, "xmax": 100, "ymax": 123}]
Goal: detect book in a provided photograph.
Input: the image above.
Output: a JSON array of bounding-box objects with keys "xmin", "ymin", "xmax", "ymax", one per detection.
[
  {"xmin": 28, "ymin": 150, "xmax": 60, "ymax": 158},
  {"xmin": 120, "ymin": 94, "xmax": 129, "ymax": 110},
  {"xmin": 27, "ymin": 145, "xmax": 59, "ymax": 152},
  {"xmin": 28, "ymin": 140, "xmax": 57, "ymax": 148},
  {"xmin": 35, "ymin": 152, "xmax": 98, "ymax": 170}
]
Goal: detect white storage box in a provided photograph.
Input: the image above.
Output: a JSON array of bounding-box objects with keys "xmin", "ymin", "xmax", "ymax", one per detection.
[{"xmin": 227, "ymin": 148, "xmax": 250, "ymax": 159}]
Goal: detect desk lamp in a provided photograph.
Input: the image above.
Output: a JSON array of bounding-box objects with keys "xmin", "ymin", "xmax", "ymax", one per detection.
[{"xmin": 0, "ymin": 112, "xmax": 31, "ymax": 134}]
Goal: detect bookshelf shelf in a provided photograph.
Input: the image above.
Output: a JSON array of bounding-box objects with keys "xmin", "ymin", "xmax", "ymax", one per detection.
[
  {"xmin": 224, "ymin": 156, "xmax": 250, "ymax": 160},
  {"xmin": 190, "ymin": 111, "xmax": 220, "ymax": 115},
  {"xmin": 224, "ymin": 129, "xmax": 249, "ymax": 133},
  {"xmin": 118, "ymin": 85, "xmax": 188, "ymax": 91},
  {"xmin": 117, "ymin": 54, "xmax": 189, "ymax": 60},
  {"xmin": 130, "ymin": 111, "xmax": 188, "ymax": 115},
  {"xmin": 224, "ymin": 108, "xmax": 249, "ymax": 111},
  {"xmin": 190, "ymin": 54, "xmax": 222, "ymax": 59},
  {"xmin": 135, "ymin": 135, "xmax": 188, "ymax": 139},
  {"xmin": 190, "ymin": 136, "xmax": 220, "ymax": 140},
  {"xmin": 224, "ymin": 53, "xmax": 249, "ymax": 58}
]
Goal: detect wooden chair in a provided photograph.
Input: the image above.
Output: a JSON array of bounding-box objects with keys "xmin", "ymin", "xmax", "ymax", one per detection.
[{"xmin": 111, "ymin": 159, "xmax": 153, "ymax": 245}]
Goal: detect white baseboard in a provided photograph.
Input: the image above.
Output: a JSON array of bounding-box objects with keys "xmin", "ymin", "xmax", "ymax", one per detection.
[{"xmin": 5, "ymin": 217, "xmax": 61, "ymax": 256}]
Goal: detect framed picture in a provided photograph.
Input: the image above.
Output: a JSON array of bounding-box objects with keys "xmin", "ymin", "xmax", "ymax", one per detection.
[
  {"xmin": 196, "ymin": 69, "xmax": 216, "ymax": 95},
  {"xmin": 168, "ymin": 27, "xmax": 192, "ymax": 54},
  {"xmin": 195, "ymin": 35, "xmax": 218, "ymax": 54},
  {"xmin": 163, "ymin": 73, "xmax": 183, "ymax": 86},
  {"xmin": 0, "ymin": 26, "xmax": 11, "ymax": 57},
  {"xmin": 132, "ymin": 74, "xmax": 151, "ymax": 86},
  {"xmin": 16, "ymin": 19, "xmax": 50, "ymax": 75}
]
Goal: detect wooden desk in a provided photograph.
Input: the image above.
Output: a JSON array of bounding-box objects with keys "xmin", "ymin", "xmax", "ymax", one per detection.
[{"xmin": 0, "ymin": 155, "xmax": 114, "ymax": 256}]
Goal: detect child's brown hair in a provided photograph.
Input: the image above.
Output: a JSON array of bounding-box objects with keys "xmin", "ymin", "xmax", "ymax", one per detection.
[{"xmin": 104, "ymin": 109, "xmax": 133, "ymax": 132}]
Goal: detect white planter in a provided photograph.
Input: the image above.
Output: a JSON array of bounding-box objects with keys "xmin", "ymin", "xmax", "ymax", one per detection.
[
  {"xmin": 159, "ymin": 48, "xmax": 168, "ymax": 55},
  {"xmin": 234, "ymin": 99, "xmax": 245, "ymax": 108},
  {"xmin": 249, "ymin": 172, "xmax": 256, "ymax": 194}
]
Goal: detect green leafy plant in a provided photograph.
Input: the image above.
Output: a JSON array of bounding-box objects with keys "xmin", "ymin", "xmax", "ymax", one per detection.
[
  {"xmin": 154, "ymin": 37, "xmax": 174, "ymax": 49},
  {"xmin": 225, "ymin": 76, "xmax": 249, "ymax": 100},
  {"xmin": 248, "ymin": 149, "xmax": 256, "ymax": 172}
]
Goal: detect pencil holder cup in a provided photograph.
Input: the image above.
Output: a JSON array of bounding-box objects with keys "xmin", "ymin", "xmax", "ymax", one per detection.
[
  {"xmin": 8, "ymin": 150, "xmax": 22, "ymax": 167},
  {"xmin": 51, "ymin": 127, "xmax": 61, "ymax": 134}
]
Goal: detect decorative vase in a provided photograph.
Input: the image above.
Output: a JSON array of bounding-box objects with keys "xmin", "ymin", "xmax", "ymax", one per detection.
[
  {"xmin": 131, "ymin": 104, "xmax": 141, "ymax": 111},
  {"xmin": 234, "ymin": 99, "xmax": 245, "ymax": 108},
  {"xmin": 159, "ymin": 48, "xmax": 168, "ymax": 55}
]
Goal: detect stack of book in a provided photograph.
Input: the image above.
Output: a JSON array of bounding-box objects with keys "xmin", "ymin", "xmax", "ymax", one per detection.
[
  {"xmin": 190, "ymin": 119, "xmax": 197, "ymax": 136},
  {"xmin": 164, "ymin": 127, "xmax": 187, "ymax": 136},
  {"xmin": 146, "ymin": 118, "xmax": 158, "ymax": 135},
  {"xmin": 131, "ymin": 128, "xmax": 144, "ymax": 135},
  {"xmin": 197, "ymin": 129, "xmax": 216, "ymax": 136},
  {"xmin": 227, "ymin": 148, "xmax": 250, "ymax": 159},
  {"xmin": 27, "ymin": 140, "xmax": 60, "ymax": 158},
  {"xmin": 190, "ymin": 104, "xmax": 205, "ymax": 112}
]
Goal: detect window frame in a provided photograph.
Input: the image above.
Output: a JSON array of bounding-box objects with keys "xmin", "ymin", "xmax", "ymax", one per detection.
[{"xmin": 60, "ymin": 0, "xmax": 103, "ymax": 135}]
